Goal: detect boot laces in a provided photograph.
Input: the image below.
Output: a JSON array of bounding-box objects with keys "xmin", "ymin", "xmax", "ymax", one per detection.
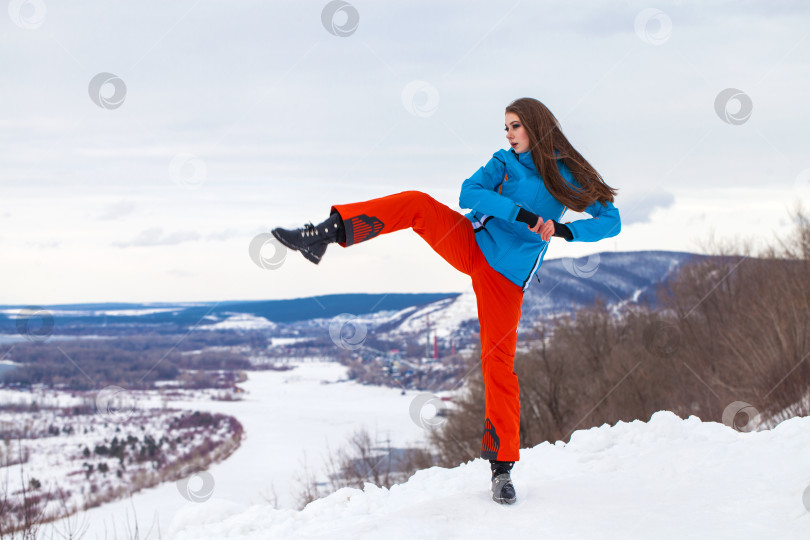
[{"xmin": 302, "ymin": 223, "xmax": 317, "ymax": 238}]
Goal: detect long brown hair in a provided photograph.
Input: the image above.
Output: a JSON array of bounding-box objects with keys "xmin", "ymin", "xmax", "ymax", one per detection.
[{"xmin": 505, "ymin": 97, "xmax": 617, "ymax": 212}]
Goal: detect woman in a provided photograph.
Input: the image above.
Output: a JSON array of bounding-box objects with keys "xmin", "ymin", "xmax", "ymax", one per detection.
[{"xmin": 272, "ymin": 97, "xmax": 621, "ymax": 505}]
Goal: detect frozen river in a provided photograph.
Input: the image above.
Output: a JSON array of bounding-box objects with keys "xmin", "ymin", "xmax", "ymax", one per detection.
[{"xmin": 45, "ymin": 361, "xmax": 435, "ymax": 539}]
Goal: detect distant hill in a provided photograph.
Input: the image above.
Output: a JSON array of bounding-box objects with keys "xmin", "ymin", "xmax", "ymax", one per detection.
[
  {"xmin": 0, "ymin": 293, "xmax": 460, "ymax": 331},
  {"xmin": 0, "ymin": 250, "xmax": 708, "ymax": 336},
  {"xmin": 525, "ymin": 249, "xmax": 706, "ymax": 312},
  {"xmin": 374, "ymin": 250, "xmax": 706, "ymax": 340}
]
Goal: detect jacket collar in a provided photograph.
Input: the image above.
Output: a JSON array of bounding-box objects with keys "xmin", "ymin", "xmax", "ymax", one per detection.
[
  {"xmin": 510, "ymin": 148, "xmax": 562, "ymax": 167},
  {"xmin": 510, "ymin": 148, "xmax": 536, "ymax": 172}
]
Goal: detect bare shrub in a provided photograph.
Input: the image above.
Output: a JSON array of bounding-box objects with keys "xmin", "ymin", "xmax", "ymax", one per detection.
[
  {"xmin": 662, "ymin": 205, "xmax": 810, "ymax": 422},
  {"xmin": 293, "ymin": 454, "xmax": 322, "ymax": 510},
  {"xmin": 295, "ymin": 427, "xmax": 438, "ymax": 509},
  {"xmin": 426, "ymin": 352, "xmax": 485, "ymax": 468}
]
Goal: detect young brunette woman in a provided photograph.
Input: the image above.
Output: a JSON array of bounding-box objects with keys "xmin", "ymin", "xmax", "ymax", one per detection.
[{"xmin": 272, "ymin": 97, "xmax": 621, "ymax": 505}]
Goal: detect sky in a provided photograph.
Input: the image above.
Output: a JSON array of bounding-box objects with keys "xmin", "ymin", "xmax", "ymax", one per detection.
[{"xmin": 1, "ymin": 0, "xmax": 809, "ymax": 304}]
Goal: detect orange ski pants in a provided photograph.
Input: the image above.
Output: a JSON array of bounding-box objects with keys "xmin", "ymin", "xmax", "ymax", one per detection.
[{"xmin": 331, "ymin": 191, "xmax": 523, "ymax": 462}]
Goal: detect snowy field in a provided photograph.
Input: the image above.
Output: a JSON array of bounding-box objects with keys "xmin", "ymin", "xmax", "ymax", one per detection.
[
  {"xmin": 168, "ymin": 411, "xmax": 810, "ymax": 540},
  {"xmin": 40, "ymin": 361, "xmax": 432, "ymax": 539},
  {"xmin": 8, "ymin": 360, "xmax": 810, "ymax": 539}
]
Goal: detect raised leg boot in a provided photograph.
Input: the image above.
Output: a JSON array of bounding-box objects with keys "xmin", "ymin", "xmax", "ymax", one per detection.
[{"xmin": 271, "ymin": 212, "xmax": 345, "ymax": 265}]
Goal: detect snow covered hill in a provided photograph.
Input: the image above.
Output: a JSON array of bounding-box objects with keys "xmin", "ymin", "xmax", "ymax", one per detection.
[
  {"xmin": 168, "ymin": 411, "xmax": 810, "ymax": 539},
  {"xmin": 376, "ymin": 250, "xmax": 701, "ymax": 341}
]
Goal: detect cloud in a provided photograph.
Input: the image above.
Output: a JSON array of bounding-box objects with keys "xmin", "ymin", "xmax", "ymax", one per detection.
[
  {"xmin": 167, "ymin": 268, "xmax": 194, "ymax": 278},
  {"xmin": 113, "ymin": 227, "xmax": 200, "ymax": 248},
  {"xmin": 98, "ymin": 200, "xmax": 137, "ymax": 220},
  {"xmin": 26, "ymin": 239, "xmax": 61, "ymax": 249},
  {"xmin": 618, "ymin": 191, "xmax": 676, "ymax": 226},
  {"xmin": 206, "ymin": 228, "xmax": 242, "ymax": 242}
]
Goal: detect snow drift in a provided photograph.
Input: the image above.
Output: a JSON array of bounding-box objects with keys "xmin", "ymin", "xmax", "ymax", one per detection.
[{"xmin": 168, "ymin": 411, "xmax": 810, "ymax": 539}]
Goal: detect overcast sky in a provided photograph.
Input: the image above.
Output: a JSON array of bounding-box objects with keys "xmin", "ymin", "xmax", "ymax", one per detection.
[{"xmin": 2, "ymin": 0, "xmax": 808, "ymax": 304}]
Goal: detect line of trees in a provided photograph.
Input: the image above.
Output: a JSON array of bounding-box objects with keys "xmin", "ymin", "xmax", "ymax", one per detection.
[{"xmin": 0, "ymin": 338, "xmax": 254, "ymax": 390}]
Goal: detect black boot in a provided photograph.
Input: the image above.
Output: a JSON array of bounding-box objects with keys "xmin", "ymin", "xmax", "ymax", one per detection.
[
  {"xmin": 490, "ymin": 460, "xmax": 516, "ymax": 505},
  {"xmin": 271, "ymin": 212, "xmax": 345, "ymax": 265}
]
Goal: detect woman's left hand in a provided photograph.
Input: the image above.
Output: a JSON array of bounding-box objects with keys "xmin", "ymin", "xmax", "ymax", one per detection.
[{"xmin": 539, "ymin": 219, "xmax": 555, "ymax": 242}]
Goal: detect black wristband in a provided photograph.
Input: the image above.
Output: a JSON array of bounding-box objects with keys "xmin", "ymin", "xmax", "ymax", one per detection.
[
  {"xmin": 553, "ymin": 221, "xmax": 573, "ymax": 241},
  {"xmin": 515, "ymin": 207, "xmax": 539, "ymax": 227}
]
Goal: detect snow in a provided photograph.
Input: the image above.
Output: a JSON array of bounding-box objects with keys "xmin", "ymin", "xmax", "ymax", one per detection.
[
  {"xmin": 270, "ymin": 337, "xmax": 313, "ymax": 346},
  {"xmin": 0, "ymin": 387, "xmax": 87, "ymax": 407},
  {"xmin": 168, "ymin": 411, "xmax": 810, "ymax": 540},
  {"xmin": 0, "ymin": 403, "xmax": 240, "ymax": 527},
  {"xmin": 42, "ymin": 361, "xmax": 431, "ymax": 539},
  {"xmin": 384, "ymin": 287, "xmax": 477, "ymax": 339},
  {"xmin": 197, "ymin": 313, "xmax": 277, "ymax": 331}
]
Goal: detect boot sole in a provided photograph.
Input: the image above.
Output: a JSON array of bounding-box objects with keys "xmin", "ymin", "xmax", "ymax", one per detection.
[
  {"xmin": 492, "ymin": 493, "xmax": 517, "ymax": 505},
  {"xmin": 271, "ymin": 230, "xmax": 322, "ymax": 265}
]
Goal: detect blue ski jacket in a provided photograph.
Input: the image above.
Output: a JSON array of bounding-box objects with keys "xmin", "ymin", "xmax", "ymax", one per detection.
[{"xmin": 459, "ymin": 148, "xmax": 621, "ymax": 291}]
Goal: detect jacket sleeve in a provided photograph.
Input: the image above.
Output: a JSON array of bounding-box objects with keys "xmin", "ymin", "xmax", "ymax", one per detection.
[
  {"xmin": 458, "ymin": 156, "xmax": 520, "ymax": 222},
  {"xmin": 564, "ymin": 198, "xmax": 621, "ymax": 242}
]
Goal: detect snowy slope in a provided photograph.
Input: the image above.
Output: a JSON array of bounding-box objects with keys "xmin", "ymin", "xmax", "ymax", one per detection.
[
  {"xmin": 375, "ymin": 250, "xmax": 699, "ymax": 340},
  {"xmin": 168, "ymin": 411, "xmax": 810, "ymax": 540}
]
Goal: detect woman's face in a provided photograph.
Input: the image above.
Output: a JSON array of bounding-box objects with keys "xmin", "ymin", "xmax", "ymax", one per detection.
[{"xmin": 505, "ymin": 112, "xmax": 530, "ymax": 154}]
